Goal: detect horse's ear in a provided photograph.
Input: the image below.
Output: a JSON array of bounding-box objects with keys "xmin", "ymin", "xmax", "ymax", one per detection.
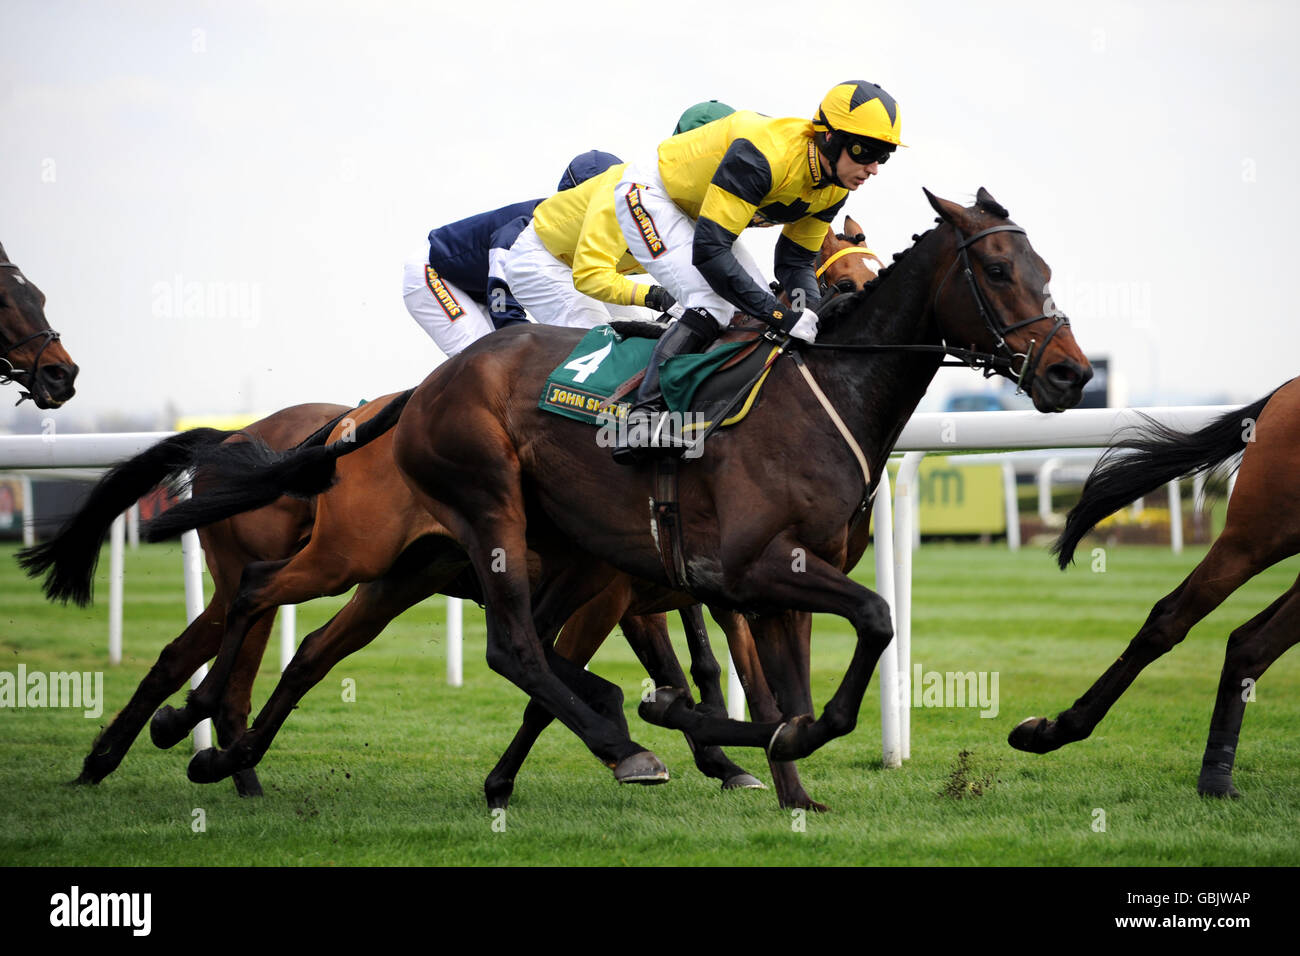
[
  {"xmin": 843, "ymin": 215, "xmax": 866, "ymax": 242},
  {"xmin": 923, "ymin": 187, "xmax": 967, "ymax": 225},
  {"xmin": 974, "ymin": 187, "xmax": 1010, "ymax": 219}
]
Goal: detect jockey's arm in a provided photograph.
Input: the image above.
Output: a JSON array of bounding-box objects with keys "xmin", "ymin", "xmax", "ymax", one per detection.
[
  {"xmin": 774, "ymin": 199, "xmax": 845, "ymax": 311},
  {"xmin": 693, "ymin": 140, "xmax": 802, "ymax": 332},
  {"xmin": 571, "ymin": 193, "xmax": 651, "ymax": 308},
  {"xmin": 485, "ymin": 217, "xmax": 534, "ymax": 329}
]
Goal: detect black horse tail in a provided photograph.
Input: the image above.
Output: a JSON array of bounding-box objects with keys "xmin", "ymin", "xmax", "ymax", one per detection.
[
  {"xmin": 1053, "ymin": 384, "xmax": 1286, "ymax": 568},
  {"xmin": 16, "ymin": 428, "xmax": 234, "ymax": 606},
  {"xmin": 144, "ymin": 388, "xmax": 414, "ymax": 542}
]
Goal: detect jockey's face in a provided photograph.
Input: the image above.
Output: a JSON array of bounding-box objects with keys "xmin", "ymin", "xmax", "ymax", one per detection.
[{"xmin": 835, "ymin": 152, "xmax": 879, "ymax": 191}]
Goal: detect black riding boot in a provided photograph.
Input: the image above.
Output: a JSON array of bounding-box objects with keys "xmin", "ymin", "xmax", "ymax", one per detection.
[{"xmin": 612, "ymin": 308, "xmax": 717, "ymax": 465}]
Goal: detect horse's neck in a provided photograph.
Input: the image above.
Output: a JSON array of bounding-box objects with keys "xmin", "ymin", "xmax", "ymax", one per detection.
[{"xmin": 804, "ymin": 229, "xmax": 947, "ymax": 490}]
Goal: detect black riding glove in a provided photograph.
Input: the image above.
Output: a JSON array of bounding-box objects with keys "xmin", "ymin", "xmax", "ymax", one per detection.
[{"xmin": 644, "ymin": 285, "xmax": 676, "ymax": 315}]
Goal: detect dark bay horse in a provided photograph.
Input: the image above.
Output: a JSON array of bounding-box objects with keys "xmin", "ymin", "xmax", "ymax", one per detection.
[
  {"xmin": 120, "ymin": 224, "xmax": 883, "ymax": 808},
  {"xmin": 1012, "ymin": 377, "xmax": 1300, "ymax": 797},
  {"xmin": 21, "ymin": 399, "xmax": 764, "ymax": 799},
  {"xmin": 37, "ymin": 225, "xmax": 881, "ymax": 808},
  {"xmin": 0, "ymin": 242, "xmax": 78, "ymax": 407},
  {"xmin": 356, "ymin": 188, "xmax": 1092, "ymax": 783}
]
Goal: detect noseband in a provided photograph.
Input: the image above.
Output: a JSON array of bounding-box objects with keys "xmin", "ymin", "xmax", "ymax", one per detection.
[{"xmin": 933, "ymin": 224, "xmax": 1071, "ymax": 391}]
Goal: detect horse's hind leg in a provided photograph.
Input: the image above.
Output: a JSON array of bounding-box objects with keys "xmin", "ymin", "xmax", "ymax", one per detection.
[
  {"xmin": 678, "ymin": 605, "xmax": 727, "ymax": 717},
  {"xmin": 150, "ymin": 558, "xmax": 291, "ymax": 748},
  {"xmin": 1010, "ymin": 529, "xmax": 1287, "ymax": 755},
  {"xmin": 1198, "ymin": 574, "xmax": 1300, "ymax": 798},
  {"xmin": 75, "ymin": 601, "xmax": 226, "ymax": 784},
  {"xmin": 623, "ymin": 609, "xmax": 762, "ymax": 790},
  {"xmin": 484, "ymin": 582, "xmax": 631, "ymax": 809},
  {"xmin": 721, "ymin": 610, "xmax": 823, "ymax": 810},
  {"xmin": 213, "ymin": 611, "xmax": 276, "ymax": 797},
  {"xmin": 188, "ymin": 563, "xmax": 441, "ymax": 785}
]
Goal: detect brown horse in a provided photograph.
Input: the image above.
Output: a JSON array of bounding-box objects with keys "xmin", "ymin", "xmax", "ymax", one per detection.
[
  {"xmin": 129, "ymin": 223, "xmax": 882, "ymax": 807},
  {"xmin": 19, "ymin": 402, "xmax": 352, "ymax": 795},
  {"xmin": 67, "ymin": 224, "xmax": 881, "ymax": 807},
  {"xmin": 22, "ymin": 398, "xmax": 770, "ymax": 797},
  {"xmin": 0, "ymin": 241, "xmax": 78, "ymax": 407},
  {"xmin": 1012, "ymin": 377, "xmax": 1300, "ymax": 798},
  {"xmin": 345, "ymin": 188, "xmax": 1091, "ymax": 782}
]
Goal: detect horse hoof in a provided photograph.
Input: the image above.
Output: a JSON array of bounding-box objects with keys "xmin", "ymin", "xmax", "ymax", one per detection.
[
  {"xmin": 1197, "ymin": 772, "xmax": 1242, "ymax": 799},
  {"xmin": 779, "ymin": 792, "xmax": 830, "ymax": 813},
  {"xmin": 74, "ymin": 752, "xmax": 116, "ymax": 785},
  {"xmin": 637, "ymin": 686, "xmax": 691, "ymax": 728},
  {"xmin": 149, "ymin": 705, "xmax": 189, "ymax": 750},
  {"xmin": 613, "ymin": 750, "xmax": 669, "ymax": 785},
  {"xmin": 187, "ymin": 747, "xmax": 225, "ymax": 784},
  {"xmin": 484, "ymin": 777, "xmax": 514, "ymax": 810},
  {"xmin": 232, "ymin": 768, "xmax": 263, "ymax": 798},
  {"xmin": 767, "ymin": 714, "xmax": 814, "ymax": 762},
  {"xmin": 722, "ymin": 772, "xmax": 766, "ymax": 791},
  {"xmin": 1008, "ymin": 716, "xmax": 1053, "ymax": 754}
]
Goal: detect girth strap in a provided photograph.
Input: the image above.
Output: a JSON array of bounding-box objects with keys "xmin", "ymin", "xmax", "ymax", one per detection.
[{"xmin": 651, "ymin": 459, "xmax": 690, "ymax": 590}]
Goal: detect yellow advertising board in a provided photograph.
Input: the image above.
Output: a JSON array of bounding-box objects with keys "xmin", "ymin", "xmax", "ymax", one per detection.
[{"xmin": 890, "ymin": 457, "xmax": 1006, "ymax": 535}]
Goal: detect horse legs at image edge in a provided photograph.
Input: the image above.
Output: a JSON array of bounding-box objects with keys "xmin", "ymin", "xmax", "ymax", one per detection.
[{"xmin": 1010, "ymin": 528, "xmax": 1299, "ymax": 796}]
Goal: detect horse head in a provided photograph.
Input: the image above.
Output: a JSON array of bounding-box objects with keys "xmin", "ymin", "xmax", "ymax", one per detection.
[
  {"xmin": 923, "ymin": 188, "xmax": 1091, "ymax": 413},
  {"xmin": 0, "ymin": 242, "xmax": 78, "ymax": 408},
  {"xmin": 816, "ymin": 216, "xmax": 885, "ymax": 297}
]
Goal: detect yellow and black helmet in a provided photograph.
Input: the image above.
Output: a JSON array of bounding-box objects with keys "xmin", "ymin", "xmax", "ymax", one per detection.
[{"xmin": 813, "ymin": 80, "xmax": 903, "ymax": 171}]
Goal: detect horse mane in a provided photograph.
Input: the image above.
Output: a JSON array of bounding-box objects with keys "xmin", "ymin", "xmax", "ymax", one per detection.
[
  {"xmin": 819, "ymin": 224, "xmax": 939, "ymax": 333},
  {"xmin": 819, "ymin": 194, "xmax": 1013, "ymax": 333}
]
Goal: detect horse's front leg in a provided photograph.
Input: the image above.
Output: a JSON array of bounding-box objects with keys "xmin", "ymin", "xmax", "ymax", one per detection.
[
  {"xmin": 1009, "ymin": 531, "xmax": 1268, "ymax": 755},
  {"xmin": 1198, "ymin": 574, "xmax": 1300, "ymax": 798}
]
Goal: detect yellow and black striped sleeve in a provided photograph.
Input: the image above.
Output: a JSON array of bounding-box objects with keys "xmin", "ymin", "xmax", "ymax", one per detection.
[
  {"xmin": 693, "ymin": 139, "xmax": 790, "ymax": 326},
  {"xmin": 774, "ymin": 195, "xmax": 846, "ymax": 310}
]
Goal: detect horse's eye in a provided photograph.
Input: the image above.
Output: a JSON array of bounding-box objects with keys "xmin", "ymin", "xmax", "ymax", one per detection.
[{"xmin": 986, "ymin": 263, "xmax": 1009, "ymax": 281}]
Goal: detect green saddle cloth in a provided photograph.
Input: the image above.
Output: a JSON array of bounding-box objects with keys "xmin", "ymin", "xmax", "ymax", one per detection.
[{"xmin": 539, "ymin": 325, "xmax": 748, "ymax": 426}]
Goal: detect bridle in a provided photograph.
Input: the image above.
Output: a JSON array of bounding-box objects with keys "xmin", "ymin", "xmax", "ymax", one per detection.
[
  {"xmin": 814, "ymin": 236, "xmax": 881, "ymax": 299},
  {"xmin": 931, "ymin": 223, "xmax": 1070, "ymax": 391},
  {"xmin": 799, "ymin": 220, "xmax": 1071, "ymax": 395},
  {"xmin": 0, "ymin": 260, "xmax": 64, "ymax": 397}
]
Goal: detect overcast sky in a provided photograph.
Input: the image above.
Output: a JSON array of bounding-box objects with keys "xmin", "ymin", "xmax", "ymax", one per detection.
[{"xmin": 2, "ymin": 0, "xmax": 1296, "ymax": 427}]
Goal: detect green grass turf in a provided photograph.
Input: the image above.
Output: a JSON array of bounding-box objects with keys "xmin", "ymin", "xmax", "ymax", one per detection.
[{"xmin": 1, "ymin": 536, "xmax": 1297, "ymax": 866}]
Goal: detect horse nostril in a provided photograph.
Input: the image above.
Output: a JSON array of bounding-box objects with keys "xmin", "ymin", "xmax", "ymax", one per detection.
[
  {"xmin": 40, "ymin": 364, "xmax": 78, "ymax": 393},
  {"xmin": 1046, "ymin": 362, "xmax": 1090, "ymax": 390}
]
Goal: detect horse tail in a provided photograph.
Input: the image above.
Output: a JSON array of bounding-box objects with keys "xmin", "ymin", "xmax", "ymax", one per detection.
[
  {"xmin": 16, "ymin": 428, "xmax": 234, "ymax": 606},
  {"xmin": 1053, "ymin": 384, "xmax": 1286, "ymax": 568},
  {"xmin": 144, "ymin": 388, "xmax": 414, "ymax": 541}
]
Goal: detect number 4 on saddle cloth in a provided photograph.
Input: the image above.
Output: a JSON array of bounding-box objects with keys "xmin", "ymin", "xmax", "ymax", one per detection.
[{"xmin": 538, "ymin": 321, "xmax": 784, "ymax": 459}]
